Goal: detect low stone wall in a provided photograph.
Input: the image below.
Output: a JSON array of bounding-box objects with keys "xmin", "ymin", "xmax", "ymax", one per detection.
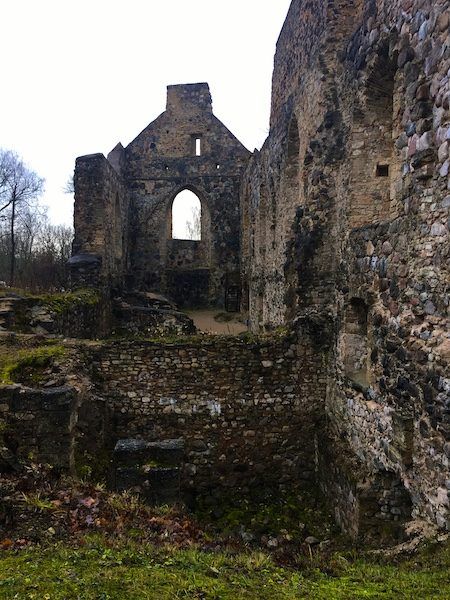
[
  {"xmin": 0, "ymin": 291, "xmax": 108, "ymax": 339},
  {"xmin": 89, "ymin": 334, "xmax": 324, "ymax": 503},
  {"xmin": 0, "ymin": 385, "xmax": 77, "ymax": 470}
]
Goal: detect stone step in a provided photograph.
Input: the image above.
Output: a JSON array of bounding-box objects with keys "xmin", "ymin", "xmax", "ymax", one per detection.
[
  {"xmin": 114, "ymin": 466, "xmax": 181, "ymax": 504},
  {"xmin": 114, "ymin": 438, "xmax": 184, "ymax": 467}
]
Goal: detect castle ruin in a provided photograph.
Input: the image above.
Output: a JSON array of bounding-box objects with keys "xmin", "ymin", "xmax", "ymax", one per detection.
[
  {"xmin": 70, "ymin": 82, "xmax": 249, "ymax": 310},
  {"xmin": 1, "ymin": 0, "xmax": 449, "ymax": 542}
]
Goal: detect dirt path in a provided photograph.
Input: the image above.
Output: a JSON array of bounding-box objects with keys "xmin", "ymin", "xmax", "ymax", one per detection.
[{"xmin": 187, "ymin": 310, "xmax": 248, "ymax": 335}]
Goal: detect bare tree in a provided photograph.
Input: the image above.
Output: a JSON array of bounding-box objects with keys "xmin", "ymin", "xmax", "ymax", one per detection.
[
  {"xmin": 186, "ymin": 205, "xmax": 201, "ymax": 240},
  {"xmin": 0, "ymin": 149, "xmax": 44, "ymax": 285},
  {"xmin": 63, "ymin": 175, "xmax": 74, "ymax": 195},
  {"xmin": 0, "ymin": 208, "xmax": 73, "ymax": 291},
  {"xmin": 0, "ymin": 151, "xmax": 14, "ymax": 190}
]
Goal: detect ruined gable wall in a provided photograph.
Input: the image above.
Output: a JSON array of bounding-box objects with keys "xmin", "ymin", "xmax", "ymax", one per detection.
[
  {"xmin": 70, "ymin": 84, "xmax": 250, "ymax": 309},
  {"xmin": 125, "ymin": 84, "xmax": 250, "ymax": 308}
]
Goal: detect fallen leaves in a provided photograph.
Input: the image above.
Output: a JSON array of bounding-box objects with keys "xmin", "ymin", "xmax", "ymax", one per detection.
[
  {"xmin": 0, "ymin": 538, "xmax": 13, "ymax": 550},
  {"xmin": 1, "ymin": 463, "xmax": 208, "ymax": 552}
]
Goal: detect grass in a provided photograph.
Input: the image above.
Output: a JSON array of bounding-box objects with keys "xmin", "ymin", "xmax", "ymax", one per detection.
[
  {"xmin": 0, "ymin": 288, "xmax": 100, "ymax": 312},
  {"xmin": 103, "ymin": 330, "xmax": 293, "ymax": 346},
  {"xmin": 196, "ymin": 492, "xmax": 335, "ymax": 542},
  {"xmin": 33, "ymin": 289, "xmax": 101, "ymax": 314},
  {"xmin": 20, "ymin": 492, "xmax": 58, "ymax": 512},
  {"xmin": 0, "ymin": 537, "xmax": 448, "ymax": 599},
  {"xmin": 0, "ymin": 342, "xmax": 65, "ymax": 385}
]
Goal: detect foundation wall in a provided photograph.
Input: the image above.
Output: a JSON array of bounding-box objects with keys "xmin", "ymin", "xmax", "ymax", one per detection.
[{"xmin": 89, "ymin": 334, "xmax": 325, "ymax": 502}]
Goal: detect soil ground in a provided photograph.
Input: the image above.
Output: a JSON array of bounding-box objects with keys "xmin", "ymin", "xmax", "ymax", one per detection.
[{"xmin": 187, "ymin": 310, "xmax": 248, "ymax": 335}]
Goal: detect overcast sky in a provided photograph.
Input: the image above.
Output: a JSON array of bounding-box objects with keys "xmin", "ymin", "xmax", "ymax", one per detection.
[{"xmin": 0, "ymin": 0, "xmax": 292, "ymax": 227}]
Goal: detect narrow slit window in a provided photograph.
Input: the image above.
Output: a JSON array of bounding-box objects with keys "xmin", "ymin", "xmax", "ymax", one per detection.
[
  {"xmin": 195, "ymin": 137, "xmax": 202, "ymax": 156},
  {"xmin": 376, "ymin": 164, "xmax": 389, "ymax": 177}
]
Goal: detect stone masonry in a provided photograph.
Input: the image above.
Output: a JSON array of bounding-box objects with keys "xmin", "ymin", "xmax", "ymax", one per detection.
[
  {"xmin": 17, "ymin": 0, "xmax": 447, "ymax": 540},
  {"xmin": 88, "ymin": 333, "xmax": 323, "ymax": 504},
  {"xmin": 241, "ymin": 0, "xmax": 449, "ymax": 534},
  {"xmin": 71, "ymin": 83, "xmax": 250, "ymax": 309}
]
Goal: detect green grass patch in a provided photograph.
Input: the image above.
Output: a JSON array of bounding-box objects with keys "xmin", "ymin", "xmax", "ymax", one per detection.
[
  {"xmin": 0, "ymin": 343, "xmax": 65, "ymax": 385},
  {"xmin": 0, "ymin": 288, "xmax": 100, "ymax": 314},
  {"xmin": 31, "ymin": 289, "xmax": 101, "ymax": 314},
  {"xmin": 0, "ymin": 538, "xmax": 448, "ymax": 599}
]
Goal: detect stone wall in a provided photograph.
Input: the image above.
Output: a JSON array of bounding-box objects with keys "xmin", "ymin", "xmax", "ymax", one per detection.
[
  {"xmin": 123, "ymin": 83, "xmax": 250, "ymax": 308},
  {"xmin": 325, "ymin": 218, "xmax": 450, "ymax": 532},
  {"xmin": 71, "ymin": 154, "xmax": 128, "ymax": 290},
  {"xmin": 0, "ymin": 385, "xmax": 77, "ymax": 470},
  {"xmin": 241, "ymin": 0, "xmax": 449, "ymax": 534},
  {"xmin": 56, "ymin": 0, "xmax": 450, "ymax": 539},
  {"xmin": 0, "ymin": 291, "xmax": 109, "ymax": 339},
  {"xmin": 71, "ymin": 83, "xmax": 250, "ymax": 309},
  {"xmin": 88, "ymin": 333, "xmax": 324, "ymax": 503}
]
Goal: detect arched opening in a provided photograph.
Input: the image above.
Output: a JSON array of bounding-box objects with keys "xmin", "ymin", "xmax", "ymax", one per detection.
[
  {"xmin": 349, "ymin": 47, "xmax": 398, "ymax": 227},
  {"xmin": 171, "ymin": 189, "xmax": 202, "ymax": 241},
  {"xmin": 164, "ymin": 187, "xmax": 211, "ymax": 308},
  {"xmin": 340, "ymin": 298, "xmax": 370, "ymax": 386}
]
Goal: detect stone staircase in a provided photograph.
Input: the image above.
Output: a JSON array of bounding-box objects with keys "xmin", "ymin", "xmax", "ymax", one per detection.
[
  {"xmin": 112, "ymin": 438, "xmax": 185, "ymax": 504},
  {"xmin": 0, "ymin": 294, "xmax": 56, "ymax": 334}
]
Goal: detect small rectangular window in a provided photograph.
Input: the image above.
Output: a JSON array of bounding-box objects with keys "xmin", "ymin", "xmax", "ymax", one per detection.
[
  {"xmin": 195, "ymin": 137, "xmax": 202, "ymax": 156},
  {"xmin": 376, "ymin": 164, "xmax": 389, "ymax": 177}
]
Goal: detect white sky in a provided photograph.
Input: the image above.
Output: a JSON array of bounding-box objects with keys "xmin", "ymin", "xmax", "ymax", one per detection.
[
  {"xmin": 0, "ymin": 0, "xmax": 292, "ymax": 227},
  {"xmin": 172, "ymin": 190, "xmax": 201, "ymax": 240}
]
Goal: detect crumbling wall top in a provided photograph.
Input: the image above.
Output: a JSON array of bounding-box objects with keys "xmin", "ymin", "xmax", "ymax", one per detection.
[{"xmin": 166, "ymin": 82, "xmax": 212, "ymax": 114}]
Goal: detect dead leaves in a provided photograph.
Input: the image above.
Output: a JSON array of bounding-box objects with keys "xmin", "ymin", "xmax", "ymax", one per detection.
[{"xmin": 1, "ymin": 463, "xmax": 208, "ymax": 552}]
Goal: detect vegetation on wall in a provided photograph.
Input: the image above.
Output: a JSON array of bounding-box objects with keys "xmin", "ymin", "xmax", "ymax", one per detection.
[
  {"xmin": 0, "ymin": 340, "xmax": 65, "ymax": 385},
  {"xmin": 31, "ymin": 288, "xmax": 101, "ymax": 314}
]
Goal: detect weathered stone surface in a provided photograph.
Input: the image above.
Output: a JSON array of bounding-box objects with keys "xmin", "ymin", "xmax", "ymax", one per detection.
[
  {"xmin": 0, "ymin": 385, "xmax": 77, "ymax": 469},
  {"xmin": 71, "ymin": 83, "xmax": 250, "ymax": 310},
  {"xmin": 12, "ymin": 0, "xmax": 448, "ymax": 543},
  {"xmin": 113, "ymin": 438, "xmax": 184, "ymax": 504},
  {"xmin": 92, "ymin": 333, "xmax": 322, "ymax": 500},
  {"xmin": 240, "ymin": 0, "xmax": 450, "ymax": 538}
]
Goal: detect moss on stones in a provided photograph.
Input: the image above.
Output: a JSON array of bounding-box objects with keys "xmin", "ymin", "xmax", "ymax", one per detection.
[
  {"xmin": 30, "ymin": 289, "xmax": 101, "ymax": 314},
  {"xmin": 0, "ymin": 343, "xmax": 65, "ymax": 385}
]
